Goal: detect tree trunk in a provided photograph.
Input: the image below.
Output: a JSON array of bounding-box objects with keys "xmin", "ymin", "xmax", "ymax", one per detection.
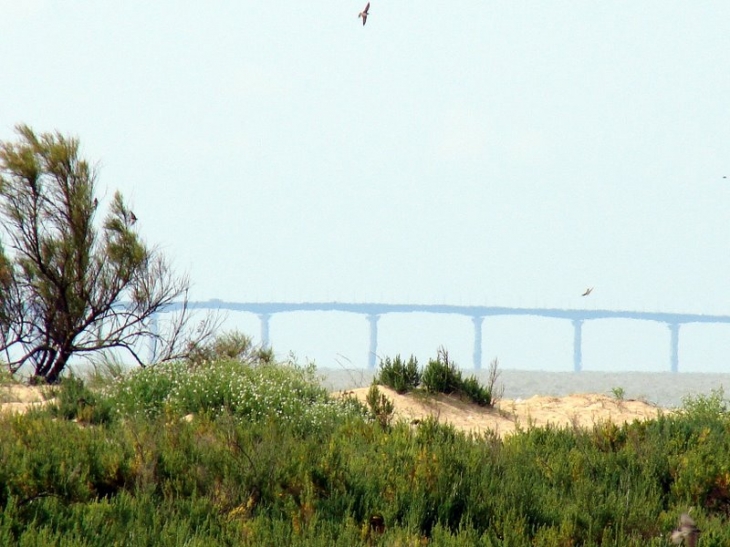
[{"xmin": 46, "ymin": 350, "xmax": 71, "ymax": 384}]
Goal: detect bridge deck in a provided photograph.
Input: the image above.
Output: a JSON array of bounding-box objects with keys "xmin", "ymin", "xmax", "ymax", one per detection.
[{"xmin": 158, "ymin": 301, "xmax": 730, "ymax": 372}]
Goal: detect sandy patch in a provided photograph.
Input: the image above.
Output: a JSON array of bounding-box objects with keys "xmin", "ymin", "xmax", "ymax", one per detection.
[
  {"xmin": 0, "ymin": 384, "xmax": 54, "ymax": 414},
  {"xmin": 338, "ymin": 387, "xmax": 668, "ymax": 438},
  {"xmin": 1, "ymin": 382, "xmax": 668, "ymax": 434}
]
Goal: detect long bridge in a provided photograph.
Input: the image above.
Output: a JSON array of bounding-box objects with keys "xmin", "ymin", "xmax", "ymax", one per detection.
[{"xmin": 161, "ymin": 300, "xmax": 730, "ymax": 372}]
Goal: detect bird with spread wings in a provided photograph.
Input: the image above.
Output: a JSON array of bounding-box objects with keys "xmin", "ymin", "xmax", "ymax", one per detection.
[{"xmin": 358, "ymin": 2, "xmax": 370, "ymax": 26}]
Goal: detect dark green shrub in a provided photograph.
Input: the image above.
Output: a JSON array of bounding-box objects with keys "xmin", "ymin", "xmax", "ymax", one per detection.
[
  {"xmin": 49, "ymin": 376, "xmax": 114, "ymax": 425},
  {"xmin": 0, "ymin": 413, "xmax": 132, "ymax": 511},
  {"xmin": 420, "ymin": 349, "xmax": 498, "ymax": 407},
  {"xmin": 460, "ymin": 375, "xmax": 492, "ymax": 407},
  {"xmin": 421, "ymin": 347, "xmax": 462, "ymax": 395},
  {"xmin": 365, "ymin": 384, "xmax": 395, "ymax": 428},
  {"xmin": 374, "ymin": 354, "xmax": 420, "ymax": 394}
]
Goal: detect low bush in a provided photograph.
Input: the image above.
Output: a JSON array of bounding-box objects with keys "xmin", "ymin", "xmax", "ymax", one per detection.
[
  {"xmin": 49, "ymin": 375, "xmax": 115, "ymax": 425},
  {"xmin": 365, "ymin": 384, "xmax": 395, "ymax": 427},
  {"xmin": 374, "ymin": 348, "xmax": 498, "ymax": 407},
  {"xmin": 460, "ymin": 374, "xmax": 492, "ymax": 407},
  {"xmin": 374, "ymin": 354, "xmax": 420, "ymax": 393},
  {"xmin": 421, "ymin": 347, "xmax": 463, "ymax": 395},
  {"xmin": 107, "ymin": 358, "xmax": 367, "ymax": 434}
]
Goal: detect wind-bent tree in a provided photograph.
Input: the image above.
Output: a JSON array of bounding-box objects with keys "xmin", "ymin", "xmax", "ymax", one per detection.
[{"xmin": 0, "ymin": 125, "xmax": 212, "ymax": 383}]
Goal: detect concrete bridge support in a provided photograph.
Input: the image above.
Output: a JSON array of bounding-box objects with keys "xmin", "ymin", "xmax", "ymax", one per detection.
[
  {"xmin": 572, "ymin": 319, "xmax": 583, "ymax": 372},
  {"xmin": 472, "ymin": 316, "xmax": 484, "ymax": 369},
  {"xmin": 162, "ymin": 300, "xmax": 730, "ymax": 374},
  {"xmin": 367, "ymin": 314, "xmax": 380, "ymax": 369},
  {"xmin": 259, "ymin": 313, "xmax": 271, "ymax": 349},
  {"xmin": 668, "ymin": 323, "xmax": 680, "ymax": 373}
]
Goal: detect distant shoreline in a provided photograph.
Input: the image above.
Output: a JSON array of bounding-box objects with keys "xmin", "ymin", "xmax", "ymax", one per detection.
[{"xmin": 317, "ymin": 368, "xmax": 730, "ymax": 408}]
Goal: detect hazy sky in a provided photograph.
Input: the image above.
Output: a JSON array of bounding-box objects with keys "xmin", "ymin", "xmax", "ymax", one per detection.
[{"xmin": 2, "ymin": 2, "xmax": 730, "ymax": 372}]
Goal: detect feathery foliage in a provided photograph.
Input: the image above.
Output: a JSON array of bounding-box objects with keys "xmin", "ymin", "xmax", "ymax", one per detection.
[
  {"xmin": 0, "ymin": 126, "xmax": 213, "ymax": 383},
  {"xmin": 376, "ymin": 347, "xmax": 499, "ymax": 407}
]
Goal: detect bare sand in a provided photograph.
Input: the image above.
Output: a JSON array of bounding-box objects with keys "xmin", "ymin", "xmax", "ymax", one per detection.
[
  {"xmin": 0, "ymin": 384, "xmax": 53, "ymax": 414},
  {"xmin": 337, "ymin": 386, "xmax": 668, "ymax": 438}
]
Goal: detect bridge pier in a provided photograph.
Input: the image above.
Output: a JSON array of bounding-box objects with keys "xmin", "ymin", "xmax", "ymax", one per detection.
[
  {"xmin": 668, "ymin": 323, "xmax": 680, "ymax": 373},
  {"xmin": 157, "ymin": 300, "xmax": 730, "ymax": 373},
  {"xmin": 259, "ymin": 313, "xmax": 271, "ymax": 349},
  {"xmin": 367, "ymin": 314, "xmax": 379, "ymax": 369},
  {"xmin": 472, "ymin": 316, "xmax": 484, "ymax": 369},
  {"xmin": 572, "ymin": 319, "xmax": 583, "ymax": 372}
]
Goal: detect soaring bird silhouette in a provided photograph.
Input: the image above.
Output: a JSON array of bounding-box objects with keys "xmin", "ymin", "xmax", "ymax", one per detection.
[
  {"xmin": 581, "ymin": 287, "xmax": 593, "ymax": 297},
  {"xmin": 670, "ymin": 513, "xmax": 700, "ymax": 546},
  {"xmin": 358, "ymin": 2, "xmax": 370, "ymax": 25}
]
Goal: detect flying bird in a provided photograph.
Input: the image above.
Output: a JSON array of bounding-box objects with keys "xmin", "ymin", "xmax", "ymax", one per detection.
[
  {"xmin": 581, "ymin": 287, "xmax": 593, "ymax": 297},
  {"xmin": 358, "ymin": 2, "xmax": 370, "ymax": 25},
  {"xmin": 129, "ymin": 211, "xmax": 138, "ymax": 225},
  {"xmin": 670, "ymin": 513, "xmax": 700, "ymax": 546}
]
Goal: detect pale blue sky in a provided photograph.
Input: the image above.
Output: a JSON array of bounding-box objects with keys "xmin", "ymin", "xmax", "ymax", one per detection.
[{"xmin": 2, "ymin": 2, "xmax": 730, "ymax": 372}]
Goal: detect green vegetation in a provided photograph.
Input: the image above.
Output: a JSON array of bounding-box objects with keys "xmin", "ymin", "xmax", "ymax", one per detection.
[
  {"xmin": 374, "ymin": 354, "xmax": 421, "ymax": 394},
  {"xmin": 0, "ymin": 126, "xmax": 212, "ymax": 384},
  {"xmin": 611, "ymin": 386, "xmax": 626, "ymax": 401},
  {"xmin": 375, "ymin": 347, "xmax": 500, "ymax": 407},
  {"xmin": 0, "ymin": 352, "xmax": 728, "ymax": 545},
  {"xmin": 365, "ymin": 384, "xmax": 395, "ymax": 428}
]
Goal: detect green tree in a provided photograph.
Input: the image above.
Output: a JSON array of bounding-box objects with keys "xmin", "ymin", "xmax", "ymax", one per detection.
[{"xmin": 0, "ymin": 125, "xmax": 210, "ymax": 383}]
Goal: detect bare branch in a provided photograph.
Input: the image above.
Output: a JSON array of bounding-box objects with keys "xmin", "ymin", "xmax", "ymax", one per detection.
[{"xmin": 0, "ymin": 126, "xmax": 202, "ymax": 383}]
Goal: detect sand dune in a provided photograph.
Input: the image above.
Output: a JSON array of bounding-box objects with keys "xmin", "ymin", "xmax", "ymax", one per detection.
[
  {"xmin": 1, "ymin": 383, "xmax": 667, "ymax": 439},
  {"xmin": 0, "ymin": 384, "xmax": 53, "ymax": 414},
  {"xmin": 337, "ymin": 386, "xmax": 668, "ymax": 438}
]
